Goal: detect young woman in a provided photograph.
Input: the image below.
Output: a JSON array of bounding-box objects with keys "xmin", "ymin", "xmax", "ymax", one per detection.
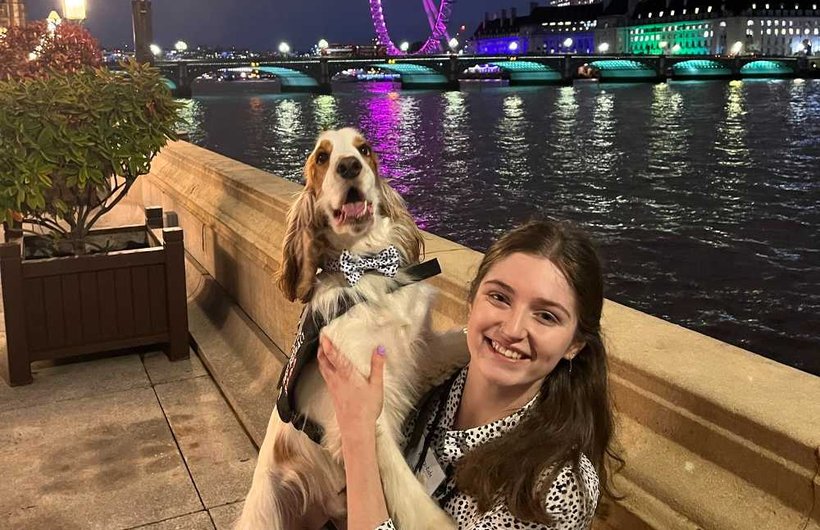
[{"xmin": 317, "ymin": 219, "xmax": 621, "ymax": 530}]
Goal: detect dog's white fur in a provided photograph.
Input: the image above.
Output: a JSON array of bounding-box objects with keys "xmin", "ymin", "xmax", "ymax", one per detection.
[{"xmin": 237, "ymin": 128, "xmax": 468, "ymax": 530}]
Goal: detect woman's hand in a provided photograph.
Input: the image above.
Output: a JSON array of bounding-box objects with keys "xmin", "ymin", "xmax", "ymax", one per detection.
[{"xmin": 317, "ymin": 335, "xmax": 386, "ymax": 442}]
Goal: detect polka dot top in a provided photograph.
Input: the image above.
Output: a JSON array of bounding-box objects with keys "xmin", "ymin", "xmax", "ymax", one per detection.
[{"xmin": 375, "ymin": 367, "xmax": 600, "ymax": 530}]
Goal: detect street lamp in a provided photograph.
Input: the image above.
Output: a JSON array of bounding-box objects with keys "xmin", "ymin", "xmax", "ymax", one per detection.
[
  {"xmin": 598, "ymin": 42, "xmax": 610, "ymax": 53},
  {"xmin": 149, "ymin": 43, "xmax": 162, "ymax": 57},
  {"xmin": 278, "ymin": 42, "xmax": 291, "ymax": 55},
  {"xmin": 448, "ymin": 37, "xmax": 459, "ymax": 50},
  {"xmin": 174, "ymin": 40, "xmax": 188, "ymax": 52},
  {"xmin": 46, "ymin": 10, "xmax": 62, "ymax": 33},
  {"xmin": 400, "ymin": 41, "xmax": 410, "ymax": 52},
  {"xmin": 318, "ymin": 39, "xmax": 329, "ymax": 50},
  {"xmin": 63, "ymin": 0, "xmax": 86, "ymax": 21},
  {"xmin": 508, "ymin": 41, "xmax": 519, "ymax": 52},
  {"xmin": 730, "ymin": 41, "xmax": 743, "ymax": 55}
]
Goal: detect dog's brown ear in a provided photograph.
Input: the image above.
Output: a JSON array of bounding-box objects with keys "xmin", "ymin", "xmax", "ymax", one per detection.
[
  {"xmin": 377, "ymin": 177, "xmax": 425, "ymax": 264},
  {"xmin": 277, "ymin": 189, "xmax": 319, "ymax": 303}
]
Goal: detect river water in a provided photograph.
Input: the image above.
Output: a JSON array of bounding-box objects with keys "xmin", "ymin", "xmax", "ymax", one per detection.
[{"xmin": 178, "ymin": 79, "xmax": 820, "ymax": 376}]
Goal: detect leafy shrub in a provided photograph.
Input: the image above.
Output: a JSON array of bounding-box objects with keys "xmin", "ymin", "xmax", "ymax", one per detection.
[{"xmin": 0, "ymin": 59, "xmax": 181, "ymax": 254}]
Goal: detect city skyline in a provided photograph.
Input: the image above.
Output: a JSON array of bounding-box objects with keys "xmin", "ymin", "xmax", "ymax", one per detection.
[{"xmin": 24, "ymin": 0, "xmax": 537, "ymax": 50}]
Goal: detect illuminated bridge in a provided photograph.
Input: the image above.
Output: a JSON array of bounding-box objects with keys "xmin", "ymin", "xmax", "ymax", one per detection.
[{"xmin": 156, "ymin": 54, "xmax": 815, "ymax": 97}]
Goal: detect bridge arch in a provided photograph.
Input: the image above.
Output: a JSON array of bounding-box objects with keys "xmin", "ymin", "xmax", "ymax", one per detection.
[
  {"xmin": 587, "ymin": 59, "xmax": 656, "ymax": 80},
  {"xmin": 199, "ymin": 66, "xmax": 319, "ymax": 90},
  {"xmin": 671, "ymin": 60, "xmax": 732, "ymax": 78},
  {"xmin": 369, "ymin": 62, "xmax": 450, "ymax": 88},
  {"xmin": 480, "ymin": 61, "xmax": 562, "ymax": 84},
  {"xmin": 740, "ymin": 60, "xmax": 794, "ymax": 77}
]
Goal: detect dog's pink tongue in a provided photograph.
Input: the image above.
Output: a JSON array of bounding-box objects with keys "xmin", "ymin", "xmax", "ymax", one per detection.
[{"xmin": 341, "ymin": 201, "xmax": 366, "ymax": 218}]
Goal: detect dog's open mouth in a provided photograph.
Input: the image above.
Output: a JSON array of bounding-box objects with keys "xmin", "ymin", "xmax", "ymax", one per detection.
[{"xmin": 333, "ymin": 188, "xmax": 374, "ymax": 225}]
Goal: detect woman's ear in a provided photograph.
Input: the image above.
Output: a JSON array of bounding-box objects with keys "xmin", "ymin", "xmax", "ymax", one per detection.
[
  {"xmin": 563, "ymin": 341, "xmax": 586, "ymax": 361},
  {"xmin": 277, "ymin": 189, "xmax": 319, "ymax": 303}
]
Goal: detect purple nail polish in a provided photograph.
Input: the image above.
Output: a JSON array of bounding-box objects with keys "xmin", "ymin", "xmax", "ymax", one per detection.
[{"xmin": 377, "ymin": 345, "xmax": 386, "ymax": 356}]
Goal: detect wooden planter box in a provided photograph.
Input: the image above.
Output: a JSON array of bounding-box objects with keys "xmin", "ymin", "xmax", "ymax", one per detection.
[{"xmin": 0, "ymin": 207, "xmax": 189, "ymax": 386}]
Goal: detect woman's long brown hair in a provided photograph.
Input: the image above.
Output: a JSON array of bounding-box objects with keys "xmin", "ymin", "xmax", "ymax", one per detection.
[{"xmin": 455, "ymin": 219, "xmax": 623, "ymax": 525}]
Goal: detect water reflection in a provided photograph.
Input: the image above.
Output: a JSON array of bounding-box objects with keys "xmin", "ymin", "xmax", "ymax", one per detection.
[
  {"xmin": 312, "ymin": 95, "xmax": 339, "ymax": 131},
  {"xmin": 715, "ymin": 80, "xmax": 750, "ymax": 168},
  {"xmin": 176, "ymin": 99, "xmax": 206, "ymax": 144},
  {"xmin": 271, "ymin": 98, "xmax": 308, "ymax": 180}
]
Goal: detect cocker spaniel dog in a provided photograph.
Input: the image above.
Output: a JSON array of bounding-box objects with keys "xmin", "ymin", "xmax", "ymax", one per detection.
[{"xmin": 237, "ymin": 128, "xmax": 467, "ymax": 530}]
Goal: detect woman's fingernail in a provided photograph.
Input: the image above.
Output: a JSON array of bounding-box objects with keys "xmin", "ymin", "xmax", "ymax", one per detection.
[{"xmin": 376, "ymin": 345, "xmax": 386, "ymax": 356}]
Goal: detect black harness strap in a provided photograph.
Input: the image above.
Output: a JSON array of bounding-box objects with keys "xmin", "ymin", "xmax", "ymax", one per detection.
[{"xmin": 276, "ymin": 258, "xmax": 442, "ymax": 444}]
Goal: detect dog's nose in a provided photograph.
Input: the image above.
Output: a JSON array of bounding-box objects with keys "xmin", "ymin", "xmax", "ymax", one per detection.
[{"xmin": 337, "ymin": 156, "xmax": 362, "ymax": 180}]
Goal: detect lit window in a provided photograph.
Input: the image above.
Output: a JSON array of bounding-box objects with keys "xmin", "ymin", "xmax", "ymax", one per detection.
[
  {"xmin": 671, "ymin": 10, "xmax": 675, "ymax": 15},
  {"xmin": 752, "ymin": 3, "xmax": 757, "ymax": 7},
  {"xmin": 765, "ymin": 3, "xmax": 770, "ymax": 8},
  {"xmin": 789, "ymin": 28, "xmax": 794, "ymax": 34},
  {"xmin": 707, "ymin": 6, "xmax": 713, "ymax": 12},
  {"xmin": 775, "ymin": 20, "xmax": 779, "ymax": 25},
  {"xmin": 766, "ymin": 28, "xmax": 772, "ymax": 34},
  {"xmin": 682, "ymin": 8, "xmax": 687, "ymax": 14},
  {"xmin": 648, "ymin": 12, "xmax": 653, "ymax": 17},
  {"xmin": 720, "ymin": 21, "xmax": 727, "ymax": 27},
  {"xmin": 815, "ymin": 28, "xmax": 820, "ymax": 34},
  {"xmin": 789, "ymin": 20, "xmax": 793, "ymax": 25},
  {"xmin": 774, "ymin": 28, "xmax": 780, "ymax": 34},
  {"xmin": 704, "ymin": 30, "xmax": 710, "ymax": 37},
  {"xmin": 767, "ymin": 20, "xmax": 772, "ymax": 25},
  {"xmin": 748, "ymin": 19, "xmax": 754, "ymax": 25},
  {"xmin": 806, "ymin": 28, "xmax": 812, "ymax": 34},
  {"xmin": 660, "ymin": 11, "xmax": 664, "ymax": 16},
  {"xmin": 695, "ymin": 7, "xmax": 700, "ymax": 13}
]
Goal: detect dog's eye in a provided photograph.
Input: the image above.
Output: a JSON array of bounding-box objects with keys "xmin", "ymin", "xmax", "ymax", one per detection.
[
  {"xmin": 316, "ymin": 152, "xmax": 329, "ymax": 164},
  {"xmin": 357, "ymin": 145, "xmax": 370, "ymax": 157}
]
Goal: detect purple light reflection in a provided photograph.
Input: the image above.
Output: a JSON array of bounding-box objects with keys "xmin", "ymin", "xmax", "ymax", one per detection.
[{"xmin": 357, "ymin": 83, "xmax": 438, "ymax": 232}]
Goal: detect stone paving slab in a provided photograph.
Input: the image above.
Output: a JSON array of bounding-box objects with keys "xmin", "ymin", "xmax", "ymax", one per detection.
[
  {"xmin": 133, "ymin": 511, "xmax": 215, "ymax": 530},
  {"xmin": 142, "ymin": 348, "xmax": 208, "ymax": 385},
  {"xmin": 154, "ymin": 376, "xmax": 257, "ymax": 509},
  {"xmin": 208, "ymin": 502, "xmax": 244, "ymax": 530},
  {"xmin": 0, "ymin": 354, "xmax": 150, "ymax": 413},
  {"xmin": 0, "ymin": 386, "xmax": 202, "ymax": 529}
]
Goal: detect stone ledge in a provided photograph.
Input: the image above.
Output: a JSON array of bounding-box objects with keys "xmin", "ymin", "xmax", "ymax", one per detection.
[{"xmin": 138, "ymin": 140, "xmax": 820, "ymax": 529}]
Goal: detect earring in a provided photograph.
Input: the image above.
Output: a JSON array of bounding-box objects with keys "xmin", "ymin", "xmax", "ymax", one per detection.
[
  {"xmin": 568, "ymin": 357, "xmax": 573, "ymax": 375},
  {"xmin": 462, "ymin": 326, "xmax": 468, "ymax": 335}
]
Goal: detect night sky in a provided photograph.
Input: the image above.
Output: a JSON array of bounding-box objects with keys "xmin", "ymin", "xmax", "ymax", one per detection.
[{"xmin": 25, "ymin": 0, "xmax": 534, "ymax": 51}]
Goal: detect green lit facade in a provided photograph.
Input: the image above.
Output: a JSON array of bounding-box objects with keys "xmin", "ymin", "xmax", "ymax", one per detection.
[{"xmin": 626, "ymin": 20, "xmax": 720, "ymax": 54}]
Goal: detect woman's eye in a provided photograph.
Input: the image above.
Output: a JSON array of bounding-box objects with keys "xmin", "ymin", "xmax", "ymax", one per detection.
[
  {"xmin": 316, "ymin": 152, "xmax": 329, "ymax": 164},
  {"xmin": 358, "ymin": 145, "xmax": 370, "ymax": 156},
  {"xmin": 535, "ymin": 312, "xmax": 558, "ymax": 324},
  {"xmin": 488, "ymin": 292, "xmax": 508, "ymax": 304}
]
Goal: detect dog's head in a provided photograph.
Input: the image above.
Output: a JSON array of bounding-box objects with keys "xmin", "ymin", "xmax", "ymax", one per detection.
[
  {"xmin": 306, "ymin": 128, "xmax": 380, "ymax": 238},
  {"xmin": 277, "ymin": 128, "xmax": 423, "ymax": 302}
]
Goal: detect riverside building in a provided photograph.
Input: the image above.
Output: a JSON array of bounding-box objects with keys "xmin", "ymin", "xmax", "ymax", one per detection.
[
  {"xmin": 0, "ymin": 0, "xmax": 26, "ymax": 30},
  {"xmin": 472, "ymin": 0, "xmax": 820, "ymax": 56}
]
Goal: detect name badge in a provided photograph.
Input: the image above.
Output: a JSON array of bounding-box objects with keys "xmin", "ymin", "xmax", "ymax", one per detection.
[{"xmin": 418, "ymin": 447, "xmax": 447, "ymax": 496}]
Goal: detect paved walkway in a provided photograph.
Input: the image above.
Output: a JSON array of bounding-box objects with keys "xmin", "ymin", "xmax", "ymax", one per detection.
[
  {"xmin": 0, "ymin": 255, "xmax": 257, "ymax": 529},
  {"xmin": 0, "ymin": 346, "xmax": 256, "ymax": 530}
]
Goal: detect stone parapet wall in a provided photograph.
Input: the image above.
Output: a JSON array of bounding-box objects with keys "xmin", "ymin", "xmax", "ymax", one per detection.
[{"xmin": 138, "ymin": 140, "xmax": 820, "ymax": 530}]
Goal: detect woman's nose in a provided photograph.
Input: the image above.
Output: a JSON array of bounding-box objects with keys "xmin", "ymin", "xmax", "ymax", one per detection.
[{"xmin": 500, "ymin": 310, "xmax": 527, "ymax": 341}]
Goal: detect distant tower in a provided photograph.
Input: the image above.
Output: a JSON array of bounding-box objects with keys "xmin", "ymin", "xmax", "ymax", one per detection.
[
  {"xmin": 132, "ymin": 0, "xmax": 154, "ymax": 63},
  {"xmin": 0, "ymin": 0, "xmax": 27, "ymax": 30}
]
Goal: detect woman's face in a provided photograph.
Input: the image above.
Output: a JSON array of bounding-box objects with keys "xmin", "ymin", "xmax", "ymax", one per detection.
[{"xmin": 466, "ymin": 252, "xmax": 584, "ymax": 391}]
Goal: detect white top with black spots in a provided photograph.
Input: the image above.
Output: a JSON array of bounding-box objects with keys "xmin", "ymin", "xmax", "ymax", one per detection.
[{"xmin": 374, "ymin": 367, "xmax": 600, "ymax": 530}]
